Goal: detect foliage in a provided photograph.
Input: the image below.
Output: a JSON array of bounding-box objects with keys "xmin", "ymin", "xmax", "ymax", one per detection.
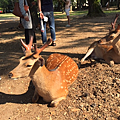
[
  {"xmin": 1, "ymin": 9, "xmax": 120, "ymax": 19},
  {"xmin": 0, "ymin": 0, "xmax": 13, "ymax": 11}
]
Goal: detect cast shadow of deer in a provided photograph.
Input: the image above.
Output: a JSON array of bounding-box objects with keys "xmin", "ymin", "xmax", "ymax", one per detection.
[{"xmin": 0, "ymin": 81, "xmax": 34, "ymax": 104}]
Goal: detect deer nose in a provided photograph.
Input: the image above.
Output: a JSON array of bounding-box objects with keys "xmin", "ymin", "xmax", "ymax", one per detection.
[{"xmin": 9, "ymin": 72, "xmax": 13, "ymax": 78}]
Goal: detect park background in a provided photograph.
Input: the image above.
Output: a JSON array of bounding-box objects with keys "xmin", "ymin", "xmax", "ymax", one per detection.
[{"xmin": 0, "ymin": 0, "xmax": 120, "ymax": 120}]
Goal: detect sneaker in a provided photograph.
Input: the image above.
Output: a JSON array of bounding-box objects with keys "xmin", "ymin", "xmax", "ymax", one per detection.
[{"xmin": 66, "ymin": 24, "xmax": 70, "ymax": 27}]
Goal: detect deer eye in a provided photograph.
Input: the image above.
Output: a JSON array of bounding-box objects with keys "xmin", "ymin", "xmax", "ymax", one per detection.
[
  {"xmin": 110, "ymin": 36, "xmax": 114, "ymax": 39},
  {"xmin": 27, "ymin": 65, "xmax": 32, "ymax": 67}
]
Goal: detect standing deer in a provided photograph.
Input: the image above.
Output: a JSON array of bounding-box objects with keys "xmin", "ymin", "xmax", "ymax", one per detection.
[
  {"xmin": 81, "ymin": 14, "xmax": 120, "ymax": 66},
  {"xmin": 9, "ymin": 37, "xmax": 78, "ymax": 107}
]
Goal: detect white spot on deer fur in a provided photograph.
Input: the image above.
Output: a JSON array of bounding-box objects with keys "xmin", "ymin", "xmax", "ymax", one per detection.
[
  {"xmin": 65, "ymin": 89, "xmax": 68, "ymax": 92},
  {"xmin": 61, "ymin": 86, "xmax": 63, "ymax": 89},
  {"xmin": 66, "ymin": 80, "xmax": 69, "ymax": 83}
]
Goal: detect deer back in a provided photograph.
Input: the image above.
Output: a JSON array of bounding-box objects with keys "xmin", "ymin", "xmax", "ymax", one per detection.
[{"xmin": 46, "ymin": 53, "xmax": 79, "ymax": 86}]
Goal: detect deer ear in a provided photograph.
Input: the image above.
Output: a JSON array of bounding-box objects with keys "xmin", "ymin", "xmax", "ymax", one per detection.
[
  {"xmin": 21, "ymin": 46, "xmax": 26, "ymax": 55},
  {"xmin": 38, "ymin": 57, "xmax": 45, "ymax": 67},
  {"xmin": 29, "ymin": 57, "xmax": 45, "ymax": 77}
]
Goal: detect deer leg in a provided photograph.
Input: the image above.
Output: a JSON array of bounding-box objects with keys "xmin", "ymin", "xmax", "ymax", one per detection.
[
  {"xmin": 81, "ymin": 48, "xmax": 94, "ymax": 63},
  {"xmin": 50, "ymin": 96, "xmax": 66, "ymax": 107},
  {"xmin": 32, "ymin": 89, "xmax": 39, "ymax": 103},
  {"xmin": 109, "ymin": 60, "xmax": 115, "ymax": 67},
  {"xmin": 103, "ymin": 55, "xmax": 114, "ymax": 67},
  {"xmin": 113, "ymin": 44, "xmax": 120, "ymax": 55}
]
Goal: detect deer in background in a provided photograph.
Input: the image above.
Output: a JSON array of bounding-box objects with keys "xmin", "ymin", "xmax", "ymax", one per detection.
[
  {"xmin": 9, "ymin": 37, "xmax": 78, "ymax": 107},
  {"xmin": 81, "ymin": 14, "xmax": 120, "ymax": 66}
]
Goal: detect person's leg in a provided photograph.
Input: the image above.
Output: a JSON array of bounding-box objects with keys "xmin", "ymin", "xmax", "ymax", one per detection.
[
  {"xmin": 41, "ymin": 20, "xmax": 47, "ymax": 44},
  {"xmin": 48, "ymin": 11, "xmax": 56, "ymax": 45},
  {"xmin": 67, "ymin": 15, "xmax": 70, "ymax": 25},
  {"xmin": 30, "ymin": 29, "xmax": 36, "ymax": 43},
  {"xmin": 25, "ymin": 29, "xmax": 36, "ymax": 44},
  {"xmin": 65, "ymin": 9, "xmax": 70, "ymax": 27},
  {"xmin": 33, "ymin": 31, "xmax": 36, "ymax": 43},
  {"xmin": 25, "ymin": 29, "xmax": 29, "ymax": 44},
  {"xmin": 40, "ymin": 14, "xmax": 47, "ymax": 44}
]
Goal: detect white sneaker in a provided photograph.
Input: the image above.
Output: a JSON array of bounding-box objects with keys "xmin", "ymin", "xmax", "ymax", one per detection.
[{"xmin": 66, "ymin": 24, "xmax": 70, "ymax": 27}]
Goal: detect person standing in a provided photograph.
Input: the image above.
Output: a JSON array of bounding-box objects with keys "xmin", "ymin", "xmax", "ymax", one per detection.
[
  {"xmin": 37, "ymin": 0, "xmax": 56, "ymax": 46},
  {"xmin": 19, "ymin": 0, "xmax": 36, "ymax": 44},
  {"xmin": 106, "ymin": 1, "xmax": 109, "ymax": 10},
  {"xmin": 63, "ymin": 0, "xmax": 70, "ymax": 27}
]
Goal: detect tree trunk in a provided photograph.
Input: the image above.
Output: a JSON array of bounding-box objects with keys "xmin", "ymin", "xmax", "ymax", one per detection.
[
  {"xmin": 87, "ymin": 0, "xmax": 106, "ymax": 17},
  {"xmin": 117, "ymin": 0, "xmax": 120, "ymax": 9}
]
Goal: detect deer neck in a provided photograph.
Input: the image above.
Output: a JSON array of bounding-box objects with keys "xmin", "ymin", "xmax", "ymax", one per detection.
[
  {"xmin": 30, "ymin": 64, "xmax": 48, "ymax": 77},
  {"xmin": 30, "ymin": 65, "xmax": 61, "ymax": 94},
  {"xmin": 30, "ymin": 65, "xmax": 59, "ymax": 83}
]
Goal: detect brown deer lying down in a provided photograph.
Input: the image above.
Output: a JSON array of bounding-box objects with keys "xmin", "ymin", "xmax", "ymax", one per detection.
[
  {"xmin": 9, "ymin": 37, "xmax": 78, "ymax": 107},
  {"xmin": 81, "ymin": 14, "xmax": 120, "ymax": 66}
]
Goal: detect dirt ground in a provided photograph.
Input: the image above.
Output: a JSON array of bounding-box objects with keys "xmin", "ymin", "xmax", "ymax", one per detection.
[{"xmin": 0, "ymin": 13, "xmax": 120, "ymax": 120}]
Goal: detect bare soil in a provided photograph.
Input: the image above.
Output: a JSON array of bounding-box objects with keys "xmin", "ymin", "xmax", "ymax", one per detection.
[{"xmin": 0, "ymin": 13, "xmax": 120, "ymax": 120}]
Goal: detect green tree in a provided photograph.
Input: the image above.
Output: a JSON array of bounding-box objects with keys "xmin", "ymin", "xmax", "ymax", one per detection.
[
  {"xmin": 117, "ymin": 0, "xmax": 120, "ymax": 9},
  {"xmin": 0, "ymin": 0, "xmax": 13, "ymax": 12}
]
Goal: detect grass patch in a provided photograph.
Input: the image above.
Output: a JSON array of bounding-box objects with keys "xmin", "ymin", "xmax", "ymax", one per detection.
[
  {"xmin": 0, "ymin": 13, "xmax": 17, "ymax": 18},
  {"xmin": 54, "ymin": 9, "xmax": 120, "ymax": 19},
  {"xmin": 0, "ymin": 9, "xmax": 120, "ymax": 19},
  {"xmin": 104, "ymin": 9, "xmax": 120, "ymax": 14},
  {"xmin": 54, "ymin": 10, "xmax": 88, "ymax": 19}
]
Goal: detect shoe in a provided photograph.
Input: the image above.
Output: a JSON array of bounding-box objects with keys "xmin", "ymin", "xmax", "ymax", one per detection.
[
  {"xmin": 66, "ymin": 24, "xmax": 70, "ymax": 27},
  {"xmin": 50, "ymin": 42, "xmax": 56, "ymax": 46}
]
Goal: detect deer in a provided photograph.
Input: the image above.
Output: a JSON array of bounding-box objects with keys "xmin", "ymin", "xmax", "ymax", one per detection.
[
  {"xmin": 81, "ymin": 14, "xmax": 120, "ymax": 66},
  {"xmin": 9, "ymin": 37, "xmax": 79, "ymax": 107}
]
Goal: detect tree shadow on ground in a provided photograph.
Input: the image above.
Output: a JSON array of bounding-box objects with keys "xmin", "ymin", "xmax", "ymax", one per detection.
[{"xmin": 0, "ymin": 14, "xmax": 115, "ymax": 50}]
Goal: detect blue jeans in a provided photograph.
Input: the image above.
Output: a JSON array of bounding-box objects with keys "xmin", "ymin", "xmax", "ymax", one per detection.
[{"xmin": 40, "ymin": 11, "xmax": 56, "ymax": 44}]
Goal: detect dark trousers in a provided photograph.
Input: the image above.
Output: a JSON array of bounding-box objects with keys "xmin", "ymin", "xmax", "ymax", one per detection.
[{"xmin": 25, "ymin": 29, "xmax": 36, "ymax": 44}]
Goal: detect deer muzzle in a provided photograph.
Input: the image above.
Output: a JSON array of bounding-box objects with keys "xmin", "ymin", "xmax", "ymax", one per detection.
[{"xmin": 8, "ymin": 72, "xmax": 14, "ymax": 78}]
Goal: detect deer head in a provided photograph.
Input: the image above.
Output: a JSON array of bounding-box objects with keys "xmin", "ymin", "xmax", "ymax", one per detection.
[{"xmin": 9, "ymin": 37, "xmax": 52, "ymax": 79}]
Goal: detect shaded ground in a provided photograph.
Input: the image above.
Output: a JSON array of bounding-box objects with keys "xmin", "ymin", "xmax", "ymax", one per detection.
[{"xmin": 0, "ymin": 13, "xmax": 120, "ymax": 120}]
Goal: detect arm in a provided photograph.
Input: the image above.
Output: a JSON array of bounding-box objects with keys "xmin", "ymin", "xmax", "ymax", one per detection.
[
  {"xmin": 37, "ymin": 0, "xmax": 44, "ymax": 19},
  {"xmin": 19, "ymin": 0, "xmax": 29, "ymax": 21},
  {"xmin": 62, "ymin": 0, "xmax": 69, "ymax": 5}
]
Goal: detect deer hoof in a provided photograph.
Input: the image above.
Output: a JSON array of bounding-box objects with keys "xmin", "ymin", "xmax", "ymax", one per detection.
[
  {"xmin": 50, "ymin": 97, "xmax": 66, "ymax": 107},
  {"xmin": 110, "ymin": 61, "xmax": 114, "ymax": 67},
  {"xmin": 50, "ymin": 100, "xmax": 59, "ymax": 107}
]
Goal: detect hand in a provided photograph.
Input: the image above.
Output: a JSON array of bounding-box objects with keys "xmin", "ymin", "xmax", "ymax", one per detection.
[
  {"xmin": 24, "ymin": 16, "xmax": 29, "ymax": 21},
  {"xmin": 40, "ymin": 13, "xmax": 44, "ymax": 19}
]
